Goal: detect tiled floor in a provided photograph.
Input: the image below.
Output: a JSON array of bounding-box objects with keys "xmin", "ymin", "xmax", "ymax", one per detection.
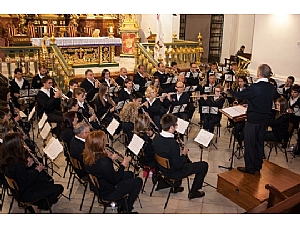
[{"xmin": 1, "ymin": 110, "xmax": 299, "ymax": 214}]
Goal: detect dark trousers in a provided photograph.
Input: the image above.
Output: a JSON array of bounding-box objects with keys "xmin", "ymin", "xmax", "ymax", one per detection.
[
  {"xmin": 166, "ymin": 161, "xmax": 208, "ymax": 193},
  {"xmin": 47, "ymin": 112, "xmax": 63, "ymax": 137},
  {"xmin": 104, "ymin": 171, "xmax": 142, "ymax": 212},
  {"xmin": 203, "ymin": 115, "xmax": 221, "ymax": 133},
  {"xmin": 264, "ymin": 131, "xmax": 278, "ymax": 142},
  {"xmin": 244, "ymin": 122, "xmax": 267, "ymax": 173},
  {"xmin": 21, "ymin": 181, "xmax": 64, "ymax": 209}
]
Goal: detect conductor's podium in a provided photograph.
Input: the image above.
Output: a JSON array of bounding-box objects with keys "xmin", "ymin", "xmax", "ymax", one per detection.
[{"xmin": 217, "ymin": 160, "xmax": 300, "ymax": 211}]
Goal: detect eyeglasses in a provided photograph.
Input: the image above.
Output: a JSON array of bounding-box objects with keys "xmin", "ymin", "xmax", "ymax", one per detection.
[{"xmin": 177, "ymin": 86, "xmax": 184, "ymax": 88}]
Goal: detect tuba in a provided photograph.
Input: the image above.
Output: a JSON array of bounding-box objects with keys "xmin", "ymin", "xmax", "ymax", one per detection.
[{"xmin": 232, "ymin": 56, "xmax": 251, "ymax": 90}]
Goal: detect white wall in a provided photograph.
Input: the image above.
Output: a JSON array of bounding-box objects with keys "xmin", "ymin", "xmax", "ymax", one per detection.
[
  {"xmin": 250, "ymin": 14, "xmax": 300, "ymax": 79},
  {"xmin": 137, "ymin": 14, "xmax": 180, "ymax": 43},
  {"xmin": 221, "ymin": 14, "xmax": 255, "ymax": 62}
]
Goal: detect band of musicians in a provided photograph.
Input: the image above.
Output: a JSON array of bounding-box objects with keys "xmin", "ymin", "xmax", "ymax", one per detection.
[{"xmin": 1, "ymin": 56, "xmax": 300, "ymax": 214}]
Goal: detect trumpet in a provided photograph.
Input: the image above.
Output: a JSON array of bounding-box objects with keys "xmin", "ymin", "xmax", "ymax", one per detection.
[{"xmin": 52, "ymin": 87, "xmax": 69, "ymax": 100}]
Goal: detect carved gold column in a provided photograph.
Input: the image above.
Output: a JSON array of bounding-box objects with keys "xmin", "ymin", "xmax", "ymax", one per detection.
[{"xmin": 196, "ymin": 33, "xmax": 204, "ymax": 65}]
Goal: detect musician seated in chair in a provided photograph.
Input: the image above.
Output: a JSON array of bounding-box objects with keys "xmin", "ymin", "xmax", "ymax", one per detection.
[
  {"xmin": 99, "ymin": 69, "xmax": 119, "ymax": 103},
  {"xmin": 73, "ymin": 87, "xmax": 101, "ymax": 130},
  {"xmin": 31, "ymin": 65, "xmax": 48, "ymax": 89},
  {"xmin": 94, "ymin": 83, "xmax": 118, "ymax": 126},
  {"xmin": 118, "ymin": 78, "xmax": 134, "ymax": 103},
  {"xmin": 69, "ymin": 122, "xmax": 90, "ymax": 179},
  {"xmin": 142, "ymin": 85, "xmax": 166, "ymax": 132},
  {"xmin": 265, "ymin": 97, "xmax": 289, "ymax": 143},
  {"xmin": 83, "ymin": 130, "xmax": 142, "ymax": 213},
  {"xmin": 66, "ymin": 79, "xmax": 78, "ymax": 99},
  {"xmin": 9, "ymin": 68, "xmax": 31, "ymax": 112},
  {"xmin": 80, "ymin": 69, "xmax": 100, "ymax": 104},
  {"xmin": 199, "ymin": 84, "xmax": 225, "ymax": 133},
  {"xmin": 287, "ymin": 84, "xmax": 300, "ymax": 132},
  {"xmin": 2, "ymin": 132, "xmax": 64, "ymax": 213},
  {"xmin": 60, "ymin": 111, "xmax": 78, "ymax": 151},
  {"xmin": 36, "ymin": 76, "xmax": 63, "ymax": 137},
  {"xmin": 152, "ymin": 113, "xmax": 208, "ymax": 199},
  {"xmin": 119, "ymin": 102, "xmax": 139, "ymax": 144}
]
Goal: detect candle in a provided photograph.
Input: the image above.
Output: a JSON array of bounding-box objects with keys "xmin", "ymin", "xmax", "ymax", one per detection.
[{"xmin": 110, "ymin": 26, "xmax": 113, "ymax": 33}]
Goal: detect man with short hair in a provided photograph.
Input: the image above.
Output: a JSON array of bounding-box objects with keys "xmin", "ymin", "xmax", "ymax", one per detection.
[
  {"xmin": 185, "ymin": 62, "xmax": 202, "ymax": 87},
  {"xmin": 80, "ymin": 69, "xmax": 99, "ymax": 103},
  {"xmin": 115, "ymin": 67, "xmax": 128, "ymax": 87},
  {"xmin": 235, "ymin": 45, "xmax": 245, "ymax": 64},
  {"xmin": 32, "ymin": 65, "xmax": 48, "ymax": 89},
  {"xmin": 9, "ymin": 68, "xmax": 30, "ymax": 110},
  {"xmin": 66, "ymin": 79, "xmax": 78, "ymax": 98},
  {"xmin": 69, "ymin": 122, "xmax": 90, "ymax": 179},
  {"xmin": 153, "ymin": 62, "xmax": 169, "ymax": 90},
  {"xmin": 278, "ymin": 76, "xmax": 295, "ymax": 100},
  {"xmin": 152, "ymin": 113, "xmax": 208, "ymax": 199},
  {"xmin": 133, "ymin": 65, "xmax": 148, "ymax": 94},
  {"xmin": 226, "ymin": 64, "xmax": 275, "ymax": 174},
  {"xmin": 36, "ymin": 76, "xmax": 63, "ymax": 137}
]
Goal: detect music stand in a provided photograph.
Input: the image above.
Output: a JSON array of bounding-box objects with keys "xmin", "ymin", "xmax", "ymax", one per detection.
[
  {"xmin": 201, "ymin": 106, "xmax": 219, "ymax": 150},
  {"xmin": 218, "ymin": 106, "xmax": 247, "ymax": 170},
  {"xmin": 194, "ymin": 129, "xmax": 216, "ymax": 189}
]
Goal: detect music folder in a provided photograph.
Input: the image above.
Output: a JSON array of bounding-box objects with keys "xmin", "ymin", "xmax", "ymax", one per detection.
[
  {"xmin": 171, "ymin": 76, "xmax": 178, "ymax": 84},
  {"xmin": 215, "ymin": 73, "xmax": 222, "ymax": 80},
  {"xmin": 116, "ymin": 101, "xmax": 125, "ymax": 110},
  {"xmin": 38, "ymin": 112, "xmax": 48, "ymax": 129},
  {"xmin": 145, "ymin": 80, "xmax": 152, "ymax": 87},
  {"xmin": 29, "ymin": 89, "xmax": 39, "ymax": 96},
  {"xmin": 220, "ymin": 105, "xmax": 247, "ymax": 119},
  {"xmin": 109, "ymin": 86, "xmax": 119, "ymax": 93},
  {"xmin": 133, "ymin": 84, "xmax": 140, "ymax": 91},
  {"xmin": 176, "ymin": 118, "xmax": 189, "ymax": 134},
  {"xmin": 204, "ymin": 87, "xmax": 212, "ymax": 93},
  {"xmin": 202, "ymin": 106, "xmax": 219, "ymax": 115},
  {"xmin": 225, "ymin": 74, "xmax": 235, "ymax": 82},
  {"xmin": 185, "ymin": 86, "xmax": 197, "ymax": 92},
  {"xmin": 19, "ymin": 89, "xmax": 29, "ymax": 97}
]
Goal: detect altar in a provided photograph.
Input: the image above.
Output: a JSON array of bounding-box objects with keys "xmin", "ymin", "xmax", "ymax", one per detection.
[{"xmin": 31, "ymin": 37, "xmax": 122, "ymax": 68}]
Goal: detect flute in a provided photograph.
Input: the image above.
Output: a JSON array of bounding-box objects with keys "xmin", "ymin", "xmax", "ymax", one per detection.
[{"xmin": 190, "ymin": 94, "xmax": 222, "ymax": 98}]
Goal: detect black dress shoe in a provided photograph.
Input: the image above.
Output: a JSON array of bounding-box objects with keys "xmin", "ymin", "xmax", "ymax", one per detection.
[
  {"xmin": 27, "ymin": 206, "xmax": 36, "ymax": 213},
  {"xmin": 188, "ymin": 191, "xmax": 205, "ymax": 199},
  {"xmin": 171, "ymin": 186, "xmax": 184, "ymax": 194},
  {"xmin": 237, "ymin": 167, "xmax": 255, "ymax": 175}
]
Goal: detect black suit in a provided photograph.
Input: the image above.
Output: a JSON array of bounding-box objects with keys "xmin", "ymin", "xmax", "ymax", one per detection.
[
  {"xmin": 152, "ymin": 133, "xmax": 208, "ymax": 193},
  {"xmin": 118, "ymin": 88, "xmax": 132, "ymax": 103},
  {"xmin": 9, "ymin": 78, "xmax": 31, "ymax": 110},
  {"xmin": 77, "ymin": 102, "xmax": 100, "ymax": 130},
  {"xmin": 69, "ymin": 136, "xmax": 88, "ymax": 179},
  {"xmin": 153, "ymin": 71, "xmax": 170, "ymax": 90},
  {"xmin": 142, "ymin": 98, "xmax": 165, "ymax": 131},
  {"xmin": 115, "ymin": 76, "xmax": 126, "ymax": 87},
  {"xmin": 185, "ymin": 71, "xmax": 201, "ymax": 87},
  {"xmin": 229, "ymin": 80, "xmax": 275, "ymax": 173},
  {"xmin": 80, "ymin": 79, "xmax": 98, "ymax": 103},
  {"xmin": 133, "ymin": 72, "xmax": 147, "ymax": 94},
  {"xmin": 36, "ymin": 89, "xmax": 63, "ymax": 137},
  {"xmin": 278, "ymin": 84, "xmax": 292, "ymax": 100},
  {"xmin": 31, "ymin": 74, "xmax": 44, "ymax": 89},
  {"xmin": 66, "ymin": 90, "xmax": 73, "ymax": 99},
  {"xmin": 164, "ymin": 92, "xmax": 189, "ymax": 120}
]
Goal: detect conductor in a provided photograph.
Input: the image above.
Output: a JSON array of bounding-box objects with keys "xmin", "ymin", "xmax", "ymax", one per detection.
[{"xmin": 225, "ymin": 64, "xmax": 275, "ymax": 174}]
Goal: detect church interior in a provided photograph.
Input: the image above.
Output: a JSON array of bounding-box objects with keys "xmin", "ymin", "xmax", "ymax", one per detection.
[{"xmin": 0, "ymin": 11, "xmax": 300, "ymax": 219}]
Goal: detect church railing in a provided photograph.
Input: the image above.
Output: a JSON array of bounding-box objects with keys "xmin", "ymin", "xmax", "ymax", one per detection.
[{"xmin": 134, "ymin": 33, "xmax": 204, "ymax": 75}]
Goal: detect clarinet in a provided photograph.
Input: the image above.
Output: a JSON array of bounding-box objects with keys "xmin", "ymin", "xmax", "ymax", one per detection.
[
  {"xmin": 174, "ymin": 131, "xmax": 192, "ymax": 163},
  {"xmin": 140, "ymin": 106, "xmax": 160, "ymax": 134},
  {"xmin": 78, "ymin": 109, "xmax": 93, "ymax": 130},
  {"xmin": 23, "ymin": 142, "xmax": 54, "ymax": 182},
  {"xmin": 85, "ymin": 99, "xmax": 101, "ymax": 127}
]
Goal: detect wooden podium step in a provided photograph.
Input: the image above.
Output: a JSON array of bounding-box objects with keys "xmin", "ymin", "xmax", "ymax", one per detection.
[{"xmin": 217, "ymin": 160, "xmax": 300, "ymax": 211}]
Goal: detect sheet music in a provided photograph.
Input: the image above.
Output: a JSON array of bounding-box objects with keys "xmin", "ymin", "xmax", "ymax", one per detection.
[
  {"xmin": 202, "ymin": 106, "xmax": 209, "ymax": 114},
  {"xmin": 221, "ymin": 106, "xmax": 247, "ymax": 118},
  {"xmin": 164, "ymin": 77, "xmax": 173, "ymax": 84},
  {"xmin": 204, "ymin": 87, "xmax": 212, "ymax": 93},
  {"xmin": 145, "ymin": 81, "xmax": 152, "ymax": 87},
  {"xmin": 194, "ymin": 129, "xmax": 214, "ymax": 147},
  {"xmin": 43, "ymin": 137, "xmax": 63, "ymax": 161},
  {"xmin": 107, "ymin": 118, "xmax": 120, "ymax": 136},
  {"xmin": 19, "ymin": 111, "xmax": 27, "ymax": 118},
  {"xmin": 215, "ymin": 73, "xmax": 222, "ymax": 79},
  {"xmin": 172, "ymin": 105, "xmax": 180, "ymax": 114},
  {"xmin": 171, "ymin": 76, "xmax": 178, "ymax": 84},
  {"xmin": 116, "ymin": 101, "xmax": 125, "ymax": 110},
  {"xmin": 28, "ymin": 106, "xmax": 35, "ymax": 121},
  {"xmin": 294, "ymin": 107, "xmax": 300, "ymax": 117},
  {"xmin": 38, "ymin": 113, "xmax": 48, "ymax": 129},
  {"xmin": 210, "ymin": 107, "xmax": 219, "ymax": 115},
  {"xmin": 185, "ymin": 72, "xmax": 191, "ymax": 78},
  {"xmin": 185, "ymin": 86, "xmax": 197, "ymax": 92},
  {"xmin": 127, "ymin": 134, "xmax": 145, "ymax": 155},
  {"xmin": 176, "ymin": 118, "xmax": 189, "ymax": 134},
  {"xmin": 125, "ymin": 99, "xmax": 130, "ymax": 104},
  {"xmin": 19, "ymin": 89, "xmax": 29, "ymax": 97},
  {"xmin": 225, "ymin": 74, "xmax": 234, "ymax": 81},
  {"xmin": 133, "ymin": 84, "xmax": 140, "ymax": 91},
  {"xmin": 277, "ymin": 88, "xmax": 284, "ymax": 95},
  {"xmin": 29, "ymin": 89, "xmax": 39, "ymax": 96},
  {"xmin": 40, "ymin": 122, "xmax": 51, "ymax": 139},
  {"xmin": 179, "ymin": 104, "xmax": 187, "ymax": 112},
  {"xmin": 109, "ymin": 86, "xmax": 117, "ymax": 93}
]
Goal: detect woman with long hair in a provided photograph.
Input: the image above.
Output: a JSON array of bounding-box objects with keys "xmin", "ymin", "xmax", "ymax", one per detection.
[
  {"xmin": 62, "ymin": 98, "xmax": 79, "ymax": 113},
  {"xmin": 133, "ymin": 114, "xmax": 156, "ymax": 167},
  {"xmin": 83, "ymin": 130, "xmax": 142, "ymax": 213},
  {"xmin": 119, "ymin": 102, "xmax": 139, "ymax": 142},
  {"xmin": 118, "ymin": 78, "xmax": 134, "ymax": 102},
  {"xmin": 94, "ymin": 83, "xmax": 117, "ymax": 125},
  {"xmin": 2, "ymin": 132, "xmax": 64, "ymax": 213},
  {"xmin": 151, "ymin": 76, "xmax": 163, "ymax": 95},
  {"xmin": 265, "ymin": 97, "xmax": 290, "ymax": 142},
  {"xmin": 60, "ymin": 111, "xmax": 78, "ymax": 151}
]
